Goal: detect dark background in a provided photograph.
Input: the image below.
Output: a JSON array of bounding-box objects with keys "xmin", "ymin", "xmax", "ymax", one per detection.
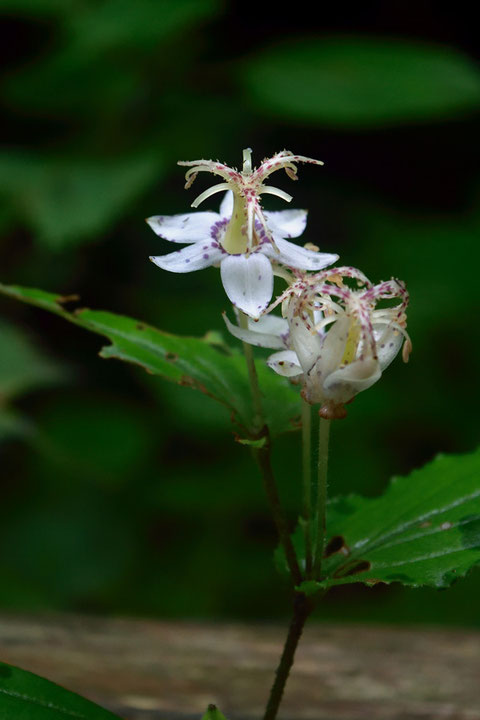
[{"xmin": 0, "ymin": 0, "xmax": 479, "ymax": 625}]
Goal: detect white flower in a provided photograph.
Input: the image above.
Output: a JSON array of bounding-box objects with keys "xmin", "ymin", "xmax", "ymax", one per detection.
[
  {"xmin": 147, "ymin": 149, "xmax": 338, "ymax": 319},
  {"xmin": 225, "ymin": 267, "xmax": 412, "ymax": 419}
]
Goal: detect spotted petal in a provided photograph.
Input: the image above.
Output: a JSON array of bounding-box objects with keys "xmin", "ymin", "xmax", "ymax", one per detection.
[
  {"xmin": 150, "ymin": 242, "xmax": 223, "ymax": 273},
  {"xmin": 374, "ymin": 325, "xmax": 404, "ymax": 371},
  {"xmin": 267, "ymin": 350, "xmax": 303, "ymax": 377},
  {"xmin": 264, "ymin": 209, "xmax": 308, "ymax": 238},
  {"xmin": 146, "ymin": 211, "xmax": 220, "ymax": 243},
  {"xmin": 264, "ymin": 238, "xmax": 338, "ymax": 271},
  {"xmin": 220, "ymin": 253, "xmax": 273, "ymax": 319}
]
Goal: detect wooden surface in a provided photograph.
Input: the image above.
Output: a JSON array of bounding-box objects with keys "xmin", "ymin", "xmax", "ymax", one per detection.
[{"xmin": 1, "ymin": 613, "xmax": 480, "ymax": 719}]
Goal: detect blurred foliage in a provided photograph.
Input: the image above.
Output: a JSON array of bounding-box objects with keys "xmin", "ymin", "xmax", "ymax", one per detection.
[
  {"xmin": 243, "ymin": 36, "xmax": 480, "ymax": 127},
  {"xmin": 1, "ymin": 0, "xmax": 480, "ymax": 626}
]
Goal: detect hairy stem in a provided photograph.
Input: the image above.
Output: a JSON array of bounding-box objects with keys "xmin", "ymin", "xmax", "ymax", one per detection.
[
  {"xmin": 314, "ymin": 417, "xmax": 331, "ymax": 579},
  {"xmin": 255, "ymin": 443, "xmax": 302, "ymax": 587},
  {"xmin": 263, "ymin": 593, "xmax": 312, "ymax": 720},
  {"xmin": 301, "ymin": 399, "xmax": 313, "ymax": 578}
]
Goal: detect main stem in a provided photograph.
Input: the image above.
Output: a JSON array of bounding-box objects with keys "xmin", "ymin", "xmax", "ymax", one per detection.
[
  {"xmin": 301, "ymin": 399, "xmax": 313, "ymax": 578},
  {"xmin": 263, "ymin": 593, "xmax": 312, "ymax": 720},
  {"xmin": 314, "ymin": 417, "xmax": 331, "ymax": 579}
]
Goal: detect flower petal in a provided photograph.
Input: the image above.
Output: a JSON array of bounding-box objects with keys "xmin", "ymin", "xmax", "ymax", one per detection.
[
  {"xmin": 220, "ymin": 253, "xmax": 273, "ymax": 318},
  {"xmin": 374, "ymin": 324, "xmax": 403, "ymax": 371},
  {"xmin": 150, "ymin": 242, "xmax": 223, "ymax": 273},
  {"xmin": 263, "ymin": 238, "xmax": 338, "ymax": 271},
  {"xmin": 248, "ymin": 314, "xmax": 290, "ymax": 339},
  {"xmin": 264, "ymin": 209, "xmax": 308, "ymax": 238},
  {"xmin": 219, "ymin": 191, "xmax": 234, "ymax": 218},
  {"xmin": 287, "ymin": 305, "xmax": 323, "ymax": 373},
  {"xmin": 223, "ymin": 313, "xmax": 286, "ymax": 349},
  {"xmin": 146, "ymin": 211, "xmax": 220, "ymax": 243},
  {"xmin": 267, "ymin": 350, "xmax": 303, "ymax": 377},
  {"xmin": 323, "ymin": 358, "xmax": 381, "ymax": 404}
]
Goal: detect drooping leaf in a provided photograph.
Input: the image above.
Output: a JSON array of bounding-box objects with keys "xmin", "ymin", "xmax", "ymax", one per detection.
[
  {"xmin": 292, "ymin": 448, "xmax": 480, "ymax": 591},
  {"xmin": 243, "ymin": 36, "xmax": 480, "ymax": 127},
  {"xmin": 0, "ymin": 661, "xmax": 121, "ymax": 719},
  {"xmin": 0, "ymin": 283, "xmax": 301, "ymax": 436}
]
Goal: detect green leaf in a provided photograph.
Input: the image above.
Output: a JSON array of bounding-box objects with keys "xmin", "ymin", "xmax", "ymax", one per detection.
[
  {"xmin": 243, "ymin": 36, "xmax": 480, "ymax": 127},
  {"xmin": 0, "ymin": 153, "xmax": 163, "ymax": 249},
  {"xmin": 304, "ymin": 448, "xmax": 480, "ymax": 590},
  {"xmin": 0, "ymin": 661, "xmax": 120, "ymax": 719},
  {"xmin": 0, "ymin": 283, "xmax": 301, "ymax": 437}
]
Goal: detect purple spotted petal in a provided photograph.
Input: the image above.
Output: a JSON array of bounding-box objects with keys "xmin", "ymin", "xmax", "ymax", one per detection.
[
  {"xmin": 220, "ymin": 253, "xmax": 273, "ymax": 319},
  {"xmin": 264, "ymin": 238, "xmax": 338, "ymax": 271},
  {"xmin": 264, "ymin": 209, "xmax": 308, "ymax": 238},
  {"xmin": 146, "ymin": 211, "xmax": 220, "ymax": 243},
  {"xmin": 267, "ymin": 350, "xmax": 303, "ymax": 377},
  {"xmin": 150, "ymin": 242, "xmax": 223, "ymax": 273}
]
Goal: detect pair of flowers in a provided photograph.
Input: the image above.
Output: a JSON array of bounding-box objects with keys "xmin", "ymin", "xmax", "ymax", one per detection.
[{"xmin": 146, "ymin": 149, "xmax": 411, "ymax": 418}]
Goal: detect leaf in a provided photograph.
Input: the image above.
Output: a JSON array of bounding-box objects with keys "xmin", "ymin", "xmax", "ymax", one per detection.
[
  {"xmin": 0, "ymin": 661, "xmax": 120, "ymax": 719},
  {"xmin": 296, "ymin": 448, "xmax": 480, "ymax": 591},
  {"xmin": 0, "ymin": 283, "xmax": 301, "ymax": 437},
  {"xmin": 0, "ymin": 152, "xmax": 163, "ymax": 249},
  {"xmin": 243, "ymin": 36, "xmax": 480, "ymax": 127}
]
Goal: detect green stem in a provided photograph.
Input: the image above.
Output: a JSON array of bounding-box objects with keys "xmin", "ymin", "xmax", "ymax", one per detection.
[
  {"xmin": 313, "ymin": 417, "xmax": 331, "ymax": 580},
  {"xmin": 262, "ymin": 592, "xmax": 312, "ymax": 720},
  {"xmin": 238, "ymin": 310, "xmax": 264, "ymax": 431},
  {"xmin": 301, "ymin": 399, "xmax": 313, "ymax": 578},
  {"xmin": 255, "ymin": 443, "xmax": 302, "ymax": 587}
]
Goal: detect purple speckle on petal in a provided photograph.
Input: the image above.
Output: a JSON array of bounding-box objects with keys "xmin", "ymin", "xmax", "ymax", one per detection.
[
  {"xmin": 203, "ymin": 254, "xmax": 209, "ymax": 260},
  {"xmin": 185, "ymin": 259, "xmax": 190, "ymax": 263}
]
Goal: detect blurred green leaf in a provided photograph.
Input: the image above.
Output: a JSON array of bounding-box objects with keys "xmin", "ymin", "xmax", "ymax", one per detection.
[
  {"xmin": 0, "ymin": 152, "xmax": 163, "ymax": 248},
  {"xmin": 69, "ymin": 0, "xmax": 220, "ymax": 55},
  {"xmin": 0, "ymin": 283, "xmax": 302, "ymax": 436},
  {"xmin": 0, "ymin": 661, "xmax": 120, "ymax": 718},
  {"xmin": 292, "ymin": 448, "xmax": 480, "ymax": 591},
  {"xmin": 243, "ymin": 36, "xmax": 480, "ymax": 127},
  {"xmin": 0, "ymin": 319, "xmax": 61, "ymax": 399}
]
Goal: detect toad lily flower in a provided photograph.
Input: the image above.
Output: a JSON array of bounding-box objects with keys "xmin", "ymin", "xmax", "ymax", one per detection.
[
  {"xmin": 147, "ymin": 149, "xmax": 338, "ymax": 318},
  {"xmin": 227, "ymin": 268, "xmax": 412, "ymax": 419}
]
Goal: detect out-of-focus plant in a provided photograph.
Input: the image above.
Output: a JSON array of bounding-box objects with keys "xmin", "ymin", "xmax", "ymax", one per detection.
[{"xmin": 1, "ymin": 148, "xmax": 479, "ymax": 719}]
